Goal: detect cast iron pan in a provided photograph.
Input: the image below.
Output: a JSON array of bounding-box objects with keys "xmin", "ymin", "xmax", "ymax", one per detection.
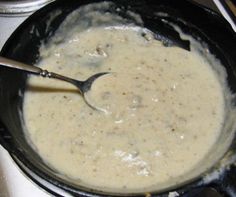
[{"xmin": 0, "ymin": 0, "xmax": 236, "ymax": 196}]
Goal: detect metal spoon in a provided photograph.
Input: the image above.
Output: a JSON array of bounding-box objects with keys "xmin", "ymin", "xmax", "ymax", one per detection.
[{"xmin": 0, "ymin": 56, "xmax": 108, "ymax": 110}]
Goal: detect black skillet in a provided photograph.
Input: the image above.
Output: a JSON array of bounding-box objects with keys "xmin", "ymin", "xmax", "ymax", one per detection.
[{"xmin": 0, "ymin": 0, "xmax": 236, "ymax": 196}]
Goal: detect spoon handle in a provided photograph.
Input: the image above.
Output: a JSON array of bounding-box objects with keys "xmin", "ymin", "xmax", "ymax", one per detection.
[
  {"xmin": 0, "ymin": 56, "xmax": 43, "ymax": 74},
  {"xmin": 0, "ymin": 56, "xmax": 84, "ymax": 92}
]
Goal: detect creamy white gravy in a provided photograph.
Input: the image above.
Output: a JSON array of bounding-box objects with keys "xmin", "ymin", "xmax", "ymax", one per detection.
[{"xmin": 23, "ymin": 3, "xmax": 227, "ymax": 193}]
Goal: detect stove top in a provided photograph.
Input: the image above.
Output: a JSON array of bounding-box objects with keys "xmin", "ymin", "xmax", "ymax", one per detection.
[{"xmin": 0, "ymin": 0, "xmax": 53, "ymax": 15}]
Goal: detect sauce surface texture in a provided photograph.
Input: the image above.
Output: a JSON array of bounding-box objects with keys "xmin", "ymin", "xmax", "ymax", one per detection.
[{"xmin": 23, "ymin": 26, "xmax": 225, "ymax": 191}]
